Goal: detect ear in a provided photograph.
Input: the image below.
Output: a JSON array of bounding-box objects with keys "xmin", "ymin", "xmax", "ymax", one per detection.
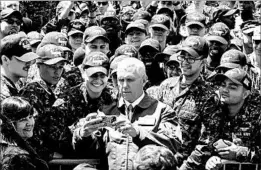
[
  {"xmin": 142, "ymin": 75, "xmax": 148, "ymax": 86},
  {"xmin": 2, "ymin": 55, "xmax": 11, "ymax": 65},
  {"xmin": 242, "ymin": 89, "xmax": 250, "ymax": 100},
  {"xmin": 166, "ymin": 29, "xmax": 170, "ymax": 36}
]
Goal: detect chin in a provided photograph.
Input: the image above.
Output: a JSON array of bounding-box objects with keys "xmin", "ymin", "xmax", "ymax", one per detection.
[{"xmin": 90, "ymin": 85, "xmax": 105, "ymax": 93}]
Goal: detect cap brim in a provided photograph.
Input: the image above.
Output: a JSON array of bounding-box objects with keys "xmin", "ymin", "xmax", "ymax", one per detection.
[
  {"xmin": 216, "ymin": 63, "xmax": 241, "ymax": 70},
  {"xmin": 30, "ymin": 40, "xmax": 41, "ymax": 45},
  {"xmin": 166, "ymin": 60, "xmax": 179, "ymax": 66},
  {"xmin": 60, "ymin": 46, "xmax": 71, "ymax": 52},
  {"xmin": 215, "ymin": 74, "xmax": 242, "ymax": 85},
  {"xmin": 68, "ymin": 30, "xmax": 83, "ymax": 36},
  {"xmin": 139, "ymin": 45, "xmax": 159, "ymax": 54},
  {"xmin": 85, "ymin": 66, "xmax": 107, "ymax": 76},
  {"xmin": 242, "ymin": 27, "xmax": 255, "ymax": 34},
  {"xmin": 207, "ymin": 36, "xmax": 228, "ymax": 45},
  {"xmin": 125, "ymin": 27, "xmax": 146, "ymax": 35},
  {"xmin": 42, "ymin": 57, "xmax": 68, "ymax": 65},
  {"xmin": 223, "ymin": 9, "xmax": 238, "ymax": 17},
  {"xmin": 3, "ymin": 10, "xmax": 22, "ymax": 20},
  {"xmin": 186, "ymin": 21, "xmax": 204, "ymax": 28},
  {"xmin": 150, "ymin": 24, "xmax": 168, "ymax": 31},
  {"xmin": 179, "ymin": 47, "xmax": 199, "ymax": 58},
  {"xmin": 15, "ymin": 52, "xmax": 39, "ymax": 62},
  {"xmin": 86, "ymin": 35, "xmax": 110, "ymax": 43},
  {"xmin": 154, "ymin": 53, "xmax": 170, "ymax": 61}
]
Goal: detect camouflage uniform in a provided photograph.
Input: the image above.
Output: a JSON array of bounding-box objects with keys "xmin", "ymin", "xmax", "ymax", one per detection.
[
  {"xmin": 54, "ymin": 64, "xmax": 83, "ymax": 98},
  {"xmin": 19, "ymin": 77, "xmax": 65, "ymax": 161},
  {"xmin": 148, "ymin": 76, "xmax": 218, "ymax": 164},
  {"xmin": 0, "ymin": 74, "xmax": 19, "ymax": 102},
  {"xmin": 180, "ymin": 90, "xmax": 261, "ymax": 170},
  {"xmin": 54, "ymin": 82, "xmax": 114, "ymax": 158}
]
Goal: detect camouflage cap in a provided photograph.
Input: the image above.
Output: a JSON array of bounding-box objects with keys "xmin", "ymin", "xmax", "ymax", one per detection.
[
  {"xmin": 154, "ymin": 45, "xmax": 180, "ymax": 62},
  {"xmin": 82, "ymin": 51, "xmax": 109, "ymax": 76},
  {"xmin": 38, "ymin": 31, "xmax": 71, "ymax": 52},
  {"xmin": 207, "ymin": 22, "xmax": 230, "ymax": 45},
  {"xmin": 185, "ymin": 12, "xmax": 206, "ymax": 28},
  {"xmin": 166, "ymin": 53, "xmax": 180, "ymax": 67},
  {"xmin": 150, "ymin": 14, "xmax": 171, "ymax": 31},
  {"xmin": 125, "ymin": 21, "xmax": 146, "ymax": 35},
  {"xmin": 0, "ymin": 8, "xmax": 22, "ymax": 21},
  {"xmin": 156, "ymin": 7, "xmax": 174, "ymax": 19},
  {"xmin": 83, "ymin": 26, "xmax": 109, "ymax": 43},
  {"xmin": 100, "ymin": 10, "xmax": 119, "ymax": 23},
  {"xmin": 0, "ymin": 32, "xmax": 39, "ymax": 62},
  {"xmin": 27, "ymin": 31, "xmax": 43, "ymax": 45},
  {"xmin": 217, "ymin": 49, "xmax": 247, "ymax": 69},
  {"xmin": 36, "ymin": 44, "xmax": 68, "ymax": 65},
  {"xmin": 215, "ymin": 68, "xmax": 251, "ymax": 90},
  {"xmin": 133, "ymin": 9, "xmax": 151, "ymax": 22},
  {"xmin": 179, "ymin": 36, "xmax": 209, "ymax": 58},
  {"xmin": 113, "ymin": 44, "xmax": 138, "ymax": 59},
  {"xmin": 139, "ymin": 38, "xmax": 161, "ymax": 53},
  {"xmin": 68, "ymin": 19, "xmax": 85, "ymax": 36}
]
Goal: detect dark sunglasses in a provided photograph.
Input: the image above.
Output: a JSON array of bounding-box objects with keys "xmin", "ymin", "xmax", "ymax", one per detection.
[
  {"xmin": 97, "ymin": 2, "xmax": 108, "ymax": 6},
  {"xmin": 161, "ymin": 1, "xmax": 173, "ymax": 6},
  {"xmin": 101, "ymin": 19, "xmax": 119, "ymax": 25},
  {"xmin": 2, "ymin": 18, "xmax": 22, "ymax": 26}
]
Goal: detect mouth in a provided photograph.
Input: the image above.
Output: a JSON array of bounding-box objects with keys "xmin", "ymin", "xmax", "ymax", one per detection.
[
  {"xmin": 91, "ymin": 82, "xmax": 103, "ymax": 87},
  {"xmin": 24, "ymin": 128, "xmax": 32, "ymax": 132},
  {"xmin": 53, "ymin": 77, "xmax": 60, "ymax": 81},
  {"xmin": 221, "ymin": 94, "xmax": 229, "ymax": 98},
  {"xmin": 181, "ymin": 65, "xmax": 191, "ymax": 69}
]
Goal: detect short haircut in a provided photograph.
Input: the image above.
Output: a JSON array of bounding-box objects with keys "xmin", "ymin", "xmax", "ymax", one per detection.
[
  {"xmin": 117, "ymin": 57, "xmax": 147, "ymax": 80},
  {"xmin": 134, "ymin": 145, "xmax": 177, "ymax": 170}
]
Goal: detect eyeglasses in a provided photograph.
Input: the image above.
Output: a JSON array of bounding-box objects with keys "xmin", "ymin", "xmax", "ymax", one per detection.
[
  {"xmin": 101, "ymin": 19, "xmax": 119, "ymax": 25},
  {"xmin": 97, "ymin": 2, "xmax": 108, "ymax": 6},
  {"xmin": 2, "ymin": 18, "xmax": 22, "ymax": 26},
  {"xmin": 177, "ymin": 55, "xmax": 202, "ymax": 64}
]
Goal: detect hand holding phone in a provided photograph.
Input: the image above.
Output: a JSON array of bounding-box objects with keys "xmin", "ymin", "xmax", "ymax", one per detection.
[{"xmin": 213, "ymin": 139, "xmax": 230, "ymax": 150}]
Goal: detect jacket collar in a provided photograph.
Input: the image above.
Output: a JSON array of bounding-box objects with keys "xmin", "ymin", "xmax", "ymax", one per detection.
[{"xmin": 118, "ymin": 93, "xmax": 156, "ymax": 109}]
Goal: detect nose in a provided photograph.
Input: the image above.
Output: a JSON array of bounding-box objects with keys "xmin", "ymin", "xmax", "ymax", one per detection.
[
  {"xmin": 54, "ymin": 67, "xmax": 63, "ymax": 75},
  {"xmin": 122, "ymin": 80, "xmax": 128, "ymax": 88},
  {"xmin": 26, "ymin": 117, "xmax": 35, "ymax": 126}
]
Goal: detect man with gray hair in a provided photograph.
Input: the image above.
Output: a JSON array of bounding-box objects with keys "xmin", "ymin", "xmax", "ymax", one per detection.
[{"xmin": 72, "ymin": 57, "xmax": 181, "ymax": 170}]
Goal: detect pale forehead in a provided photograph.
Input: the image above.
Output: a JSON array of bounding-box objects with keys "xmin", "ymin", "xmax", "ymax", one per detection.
[{"xmin": 88, "ymin": 38, "xmax": 108, "ymax": 45}]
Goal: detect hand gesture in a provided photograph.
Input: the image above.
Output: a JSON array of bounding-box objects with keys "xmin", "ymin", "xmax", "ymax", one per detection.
[
  {"xmin": 114, "ymin": 116, "xmax": 139, "ymax": 138},
  {"xmin": 79, "ymin": 113, "xmax": 104, "ymax": 137},
  {"xmin": 216, "ymin": 140, "xmax": 238, "ymax": 160},
  {"xmin": 205, "ymin": 156, "xmax": 222, "ymax": 170}
]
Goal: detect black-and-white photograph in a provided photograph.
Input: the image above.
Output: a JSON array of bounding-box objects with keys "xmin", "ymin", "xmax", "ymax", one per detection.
[{"xmin": 0, "ymin": 1, "xmax": 260, "ymax": 170}]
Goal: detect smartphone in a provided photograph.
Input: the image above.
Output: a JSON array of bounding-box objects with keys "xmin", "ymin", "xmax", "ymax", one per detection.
[
  {"xmin": 213, "ymin": 139, "xmax": 229, "ymax": 149},
  {"xmin": 100, "ymin": 115, "xmax": 117, "ymax": 127}
]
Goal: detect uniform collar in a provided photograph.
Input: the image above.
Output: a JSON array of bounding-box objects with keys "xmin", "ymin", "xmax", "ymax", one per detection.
[{"xmin": 1, "ymin": 74, "xmax": 17, "ymax": 90}]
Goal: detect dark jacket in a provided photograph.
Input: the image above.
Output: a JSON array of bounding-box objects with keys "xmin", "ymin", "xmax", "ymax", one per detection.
[
  {"xmin": 72, "ymin": 94, "xmax": 182, "ymax": 170},
  {"xmin": 0, "ymin": 114, "xmax": 48, "ymax": 170}
]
